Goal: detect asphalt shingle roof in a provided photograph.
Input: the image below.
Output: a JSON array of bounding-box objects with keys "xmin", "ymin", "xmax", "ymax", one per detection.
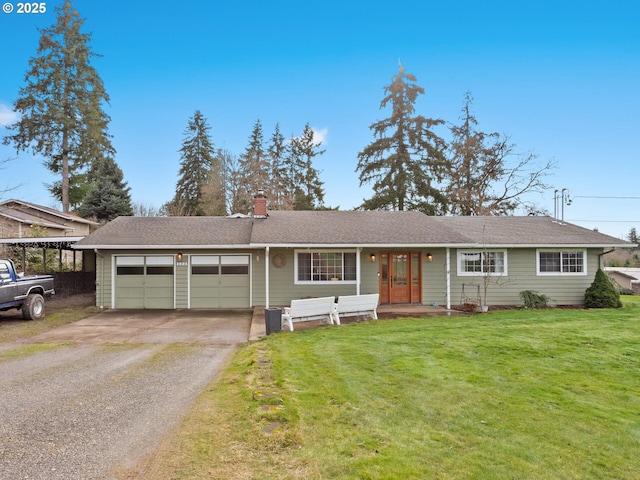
[
  {"xmin": 73, "ymin": 211, "xmax": 631, "ymax": 249},
  {"xmin": 250, "ymin": 210, "xmax": 470, "ymax": 245},
  {"xmin": 429, "ymin": 216, "xmax": 626, "ymax": 246},
  {"xmin": 74, "ymin": 216, "xmax": 253, "ymax": 248}
]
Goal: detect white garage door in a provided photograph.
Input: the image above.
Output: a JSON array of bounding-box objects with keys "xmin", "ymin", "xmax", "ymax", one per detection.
[
  {"xmin": 190, "ymin": 255, "xmax": 250, "ymax": 308},
  {"xmin": 114, "ymin": 256, "xmax": 174, "ymax": 309}
]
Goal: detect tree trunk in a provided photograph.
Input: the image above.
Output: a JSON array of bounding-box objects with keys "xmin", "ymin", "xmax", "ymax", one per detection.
[{"xmin": 61, "ymin": 132, "xmax": 70, "ymax": 213}]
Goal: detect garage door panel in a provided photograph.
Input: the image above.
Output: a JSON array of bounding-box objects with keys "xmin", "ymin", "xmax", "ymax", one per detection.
[
  {"xmin": 115, "ymin": 256, "xmax": 175, "ymax": 309},
  {"xmin": 189, "ymin": 255, "xmax": 250, "ymax": 308}
]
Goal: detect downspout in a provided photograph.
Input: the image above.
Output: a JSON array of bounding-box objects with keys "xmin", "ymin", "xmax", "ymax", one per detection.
[
  {"xmin": 599, "ymin": 249, "xmax": 615, "ymax": 269},
  {"xmin": 356, "ymin": 247, "xmax": 361, "ymax": 295},
  {"xmin": 94, "ymin": 249, "xmax": 105, "ymax": 309},
  {"xmin": 265, "ymin": 246, "xmax": 270, "ymax": 308},
  {"xmin": 446, "ymin": 247, "xmax": 451, "ymax": 309}
]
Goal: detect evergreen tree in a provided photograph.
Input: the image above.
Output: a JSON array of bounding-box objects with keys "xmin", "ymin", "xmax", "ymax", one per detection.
[
  {"xmin": 446, "ymin": 92, "xmax": 554, "ymax": 215},
  {"xmin": 584, "ymin": 268, "xmax": 622, "ymax": 308},
  {"xmin": 289, "ymin": 123, "xmax": 325, "ymax": 210},
  {"xmin": 77, "ymin": 157, "xmax": 132, "ymax": 222},
  {"xmin": 268, "ymin": 123, "xmax": 293, "ymax": 210},
  {"xmin": 171, "ymin": 110, "xmax": 215, "ymax": 216},
  {"xmin": 236, "ymin": 119, "xmax": 270, "ymax": 214},
  {"xmin": 199, "ymin": 148, "xmax": 229, "ymax": 216},
  {"xmin": 3, "ymin": 0, "xmax": 114, "ymax": 212},
  {"xmin": 356, "ymin": 64, "xmax": 448, "ymax": 214},
  {"xmin": 224, "ymin": 149, "xmax": 245, "ymax": 215},
  {"xmin": 47, "ymin": 172, "xmax": 90, "ymax": 211},
  {"xmin": 627, "ymin": 227, "xmax": 639, "ymax": 244}
]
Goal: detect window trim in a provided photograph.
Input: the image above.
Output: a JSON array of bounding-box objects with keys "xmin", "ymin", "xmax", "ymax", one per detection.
[
  {"xmin": 457, "ymin": 249, "xmax": 508, "ymax": 277},
  {"xmin": 294, "ymin": 249, "xmax": 358, "ymax": 285},
  {"xmin": 536, "ymin": 249, "xmax": 587, "ymax": 276}
]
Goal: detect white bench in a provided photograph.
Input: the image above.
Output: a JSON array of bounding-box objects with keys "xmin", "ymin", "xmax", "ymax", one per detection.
[
  {"xmin": 332, "ymin": 294, "xmax": 379, "ymax": 325},
  {"xmin": 281, "ymin": 296, "xmax": 336, "ymax": 331}
]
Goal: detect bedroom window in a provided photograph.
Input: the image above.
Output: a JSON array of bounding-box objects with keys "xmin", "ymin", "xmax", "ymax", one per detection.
[
  {"xmin": 458, "ymin": 250, "xmax": 507, "ymax": 276},
  {"xmin": 296, "ymin": 250, "xmax": 357, "ymax": 284},
  {"xmin": 538, "ymin": 250, "xmax": 585, "ymax": 275}
]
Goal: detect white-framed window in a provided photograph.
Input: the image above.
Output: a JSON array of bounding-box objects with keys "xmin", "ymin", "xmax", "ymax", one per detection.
[
  {"xmin": 457, "ymin": 250, "xmax": 507, "ymax": 276},
  {"xmin": 537, "ymin": 249, "xmax": 586, "ymax": 275},
  {"xmin": 295, "ymin": 250, "xmax": 357, "ymax": 284}
]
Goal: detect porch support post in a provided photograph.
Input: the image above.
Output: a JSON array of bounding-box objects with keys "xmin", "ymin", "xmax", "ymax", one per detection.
[
  {"xmin": 446, "ymin": 247, "xmax": 451, "ymax": 309},
  {"xmin": 356, "ymin": 247, "xmax": 361, "ymax": 295},
  {"xmin": 265, "ymin": 246, "xmax": 270, "ymax": 308}
]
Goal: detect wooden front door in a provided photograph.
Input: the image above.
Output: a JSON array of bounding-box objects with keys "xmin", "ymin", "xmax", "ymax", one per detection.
[{"xmin": 380, "ymin": 252, "xmax": 422, "ymax": 304}]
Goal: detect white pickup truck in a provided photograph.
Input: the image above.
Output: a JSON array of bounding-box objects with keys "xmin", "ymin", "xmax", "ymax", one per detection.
[{"xmin": 0, "ymin": 259, "xmax": 55, "ymax": 320}]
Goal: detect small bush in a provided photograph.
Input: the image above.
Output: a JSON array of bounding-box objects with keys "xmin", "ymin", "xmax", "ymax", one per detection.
[
  {"xmin": 519, "ymin": 290, "xmax": 550, "ymax": 309},
  {"xmin": 584, "ymin": 268, "xmax": 623, "ymax": 308},
  {"xmin": 619, "ymin": 288, "xmax": 635, "ymax": 296}
]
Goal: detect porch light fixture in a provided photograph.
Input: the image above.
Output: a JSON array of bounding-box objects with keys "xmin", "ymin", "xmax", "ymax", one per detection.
[
  {"xmin": 426, "ymin": 253, "xmax": 433, "ymax": 262},
  {"xmin": 369, "ymin": 253, "xmax": 376, "ymax": 263},
  {"xmin": 177, "ymin": 252, "xmax": 183, "ymax": 262}
]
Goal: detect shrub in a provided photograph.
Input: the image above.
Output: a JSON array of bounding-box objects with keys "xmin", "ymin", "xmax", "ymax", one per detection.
[
  {"xmin": 519, "ymin": 290, "xmax": 551, "ymax": 309},
  {"xmin": 584, "ymin": 268, "xmax": 623, "ymax": 308}
]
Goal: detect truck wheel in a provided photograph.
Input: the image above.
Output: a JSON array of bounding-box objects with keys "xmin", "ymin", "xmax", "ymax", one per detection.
[{"xmin": 22, "ymin": 293, "xmax": 45, "ymax": 320}]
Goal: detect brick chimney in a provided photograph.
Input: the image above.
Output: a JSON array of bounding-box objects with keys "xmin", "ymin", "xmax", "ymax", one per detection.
[{"xmin": 253, "ymin": 190, "xmax": 268, "ymax": 218}]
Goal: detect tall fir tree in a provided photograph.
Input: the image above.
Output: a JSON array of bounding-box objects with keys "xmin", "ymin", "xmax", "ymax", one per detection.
[
  {"xmin": 446, "ymin": 92, "xmax": 554, "ymax": 215},
  {"xmin": 199, "ymin": 148, "xmax": 230, "ymax": 216},
  {"xmin": 267, "ymin": 123, "xmax": 293, "ymax": 210},
  {"xmin": 3, "ymin": 0, "xmax": 114, "ymax": 212},
  {"xmin": 236, "ymin": 119, "xmax": 270, "ymax": 214},
  {"xmin": 356, "ymin": 64, "xmax": 448, "ymax": 214},
  {"xmin": 171, "ymin": 110, "xmax": 215, "ymax": 216},
  {"xmin": 288, "ymin": 123, "xmax": 325, "ymax": 210},
  {"xmin": 76, "ymin": 157, "xmax": 133, "ymax": 222}
]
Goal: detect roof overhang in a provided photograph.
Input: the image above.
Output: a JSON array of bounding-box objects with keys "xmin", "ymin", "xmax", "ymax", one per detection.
[
  {"xmin": 73, "ymin": 244, "xmax": 252, "ymax": 250},
  {"xmin": 72, "ymin": 242, "xmax": 634, "ymax": 250}
]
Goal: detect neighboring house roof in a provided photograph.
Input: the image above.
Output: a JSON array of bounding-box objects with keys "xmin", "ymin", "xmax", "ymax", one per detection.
[
  {"xmin": 73, "ymin": 212, "xmax": 632, "ymax": 250},
  {"xmin": 603, "ymin": 267, "xmax": 640, "ymax": 281},
  {"xmin": 0, "ymin": 199, "xmax": 99, "ymax": 231}
]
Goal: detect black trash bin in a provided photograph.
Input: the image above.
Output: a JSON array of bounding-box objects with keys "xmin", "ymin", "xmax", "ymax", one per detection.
[{"xmin": 264, "ymin": 307, "xmax": 282, "ymax": 335}]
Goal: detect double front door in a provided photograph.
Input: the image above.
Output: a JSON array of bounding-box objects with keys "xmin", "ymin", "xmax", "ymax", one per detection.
[{"xmin": 379, "ymin": 252, "xmax": 421, "ymax": 304}]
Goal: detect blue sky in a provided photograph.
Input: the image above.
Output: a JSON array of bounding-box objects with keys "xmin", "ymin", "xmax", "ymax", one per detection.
[{"xmin": 1, "ymin": 0, "xmax": 638, "ymax": 239}]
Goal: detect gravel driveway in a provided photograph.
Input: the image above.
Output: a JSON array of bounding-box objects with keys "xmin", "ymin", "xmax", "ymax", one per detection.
[{"xmin": 0, "ymin": 310, "xmax": 252, "ymax": 480}]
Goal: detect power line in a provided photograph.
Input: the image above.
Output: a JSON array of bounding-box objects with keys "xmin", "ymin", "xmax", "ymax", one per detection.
[
  {"xmin": 569, "ymin": 219, "xmax": 640, "ymax": 223},
  {"xmin": 573, "ymin": 196, "xmax": 640, "ymax": 200}
]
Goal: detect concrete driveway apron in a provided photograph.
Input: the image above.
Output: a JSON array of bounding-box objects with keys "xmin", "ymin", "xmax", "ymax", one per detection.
[
  {"xmin": 25, "ymin": 309, "xmax": 252, "ymax": 345},
  {"xmin": 0, "ymin": 309, "xmax": 251, "ymax": 480}
]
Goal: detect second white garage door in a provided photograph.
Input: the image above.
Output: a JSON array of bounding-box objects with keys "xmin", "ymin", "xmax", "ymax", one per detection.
[{"xmin": 190, "ymin": 255, "xmax": 250, "ymax": 308}]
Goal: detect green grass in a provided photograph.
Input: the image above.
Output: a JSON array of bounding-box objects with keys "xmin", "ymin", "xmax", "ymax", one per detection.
[{"xmin": 142, "ymin": 299, "xmax": 640, "ymax": 479}]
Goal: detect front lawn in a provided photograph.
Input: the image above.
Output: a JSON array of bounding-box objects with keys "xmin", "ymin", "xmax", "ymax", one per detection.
[{"xmin": 152, "ymin": 299, "xmax": 640, "ymax": 479}]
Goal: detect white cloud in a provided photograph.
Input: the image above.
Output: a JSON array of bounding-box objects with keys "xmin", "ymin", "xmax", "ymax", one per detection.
[
  {"xmin": 0, "ymin": 103, "xmax": 18, "ymax": 127},
  {"xmin": 312, "ymin": 127, "xmax": 328, "ymax": 146}
]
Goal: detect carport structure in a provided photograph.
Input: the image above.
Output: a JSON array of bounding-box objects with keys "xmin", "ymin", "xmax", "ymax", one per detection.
[{"xmin": 0, "ymin": 236, "xmax": 85, "ymax": 272}]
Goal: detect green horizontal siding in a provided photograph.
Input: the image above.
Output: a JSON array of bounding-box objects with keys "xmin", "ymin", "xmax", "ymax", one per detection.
[{"xmin": 92, "ymin": 246, "xmax": 605, "ymax": 310}]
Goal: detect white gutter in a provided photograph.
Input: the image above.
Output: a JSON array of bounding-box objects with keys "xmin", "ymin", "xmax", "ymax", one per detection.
[{"xmin": 247, "ymin": 242, "xmax": 633, "ymax": 249}]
